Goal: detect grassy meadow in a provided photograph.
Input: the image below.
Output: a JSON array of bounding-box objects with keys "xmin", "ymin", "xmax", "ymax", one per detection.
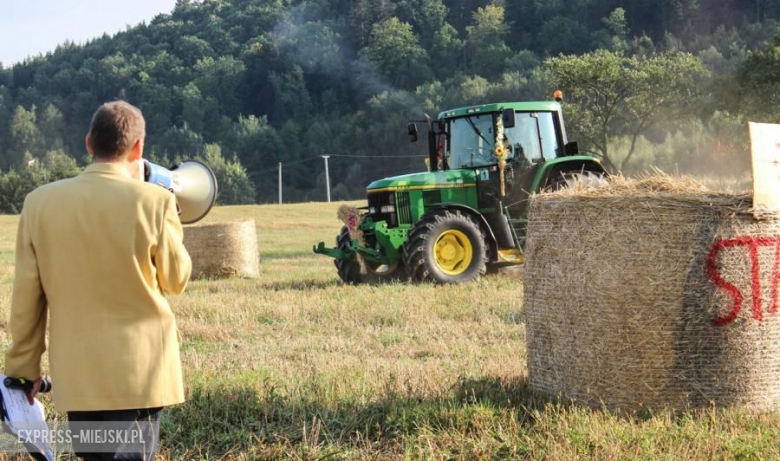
[{"xmin": 0, "ymin": 201, "xmax": 779, "ymax": 459}]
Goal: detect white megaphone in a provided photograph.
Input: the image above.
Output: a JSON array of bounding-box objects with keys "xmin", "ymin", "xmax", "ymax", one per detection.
[{"xmin": 143, "ymin": 159, "xmax": 218, "ymax": 224}]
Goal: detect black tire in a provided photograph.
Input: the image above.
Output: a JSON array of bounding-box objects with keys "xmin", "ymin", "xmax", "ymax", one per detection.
[
  {"xmin": 335, "ymin": 226, "xmax": 407, "ymax": 284},
  {"xmin": 335, "ymin": 226, "xmax": 363, "ymax": 284},
  {"xmin": 402, "ymin": 210, "xmax": 488, "ymax": 284},
  {"xmin": 547, "ymin": 170, "xmax": 607, "ymax": 191}
]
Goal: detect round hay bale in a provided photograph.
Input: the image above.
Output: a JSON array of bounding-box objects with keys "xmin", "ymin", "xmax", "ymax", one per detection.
[
  {"xmin": 183, "ymin": 220, "xmax": 259, "ymax": 279},
  {"xmin": 524, "ymin": 175, "xmax": 780, "ymax": 412}
]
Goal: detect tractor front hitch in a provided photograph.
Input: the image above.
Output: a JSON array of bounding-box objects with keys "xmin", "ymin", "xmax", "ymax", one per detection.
[
  {"xmin": 313, "ymin": 240, "xmax": 388, "ymax": 264},
  {"xmin": 313, "ymin": 242, "xmax": 351, "ymax": 260}
]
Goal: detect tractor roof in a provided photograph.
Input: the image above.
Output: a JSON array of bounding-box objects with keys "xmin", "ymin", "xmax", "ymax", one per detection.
[{"xmin": 438, "ymin": 101, "xmax": 562, "ymax": 120}]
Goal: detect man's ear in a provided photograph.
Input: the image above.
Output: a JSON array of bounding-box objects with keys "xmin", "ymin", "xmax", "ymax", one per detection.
[
  {"xmin": 129, "ymin": 138, "xmax": 144, "ymax": 161},
  {"xmin": 85, "ymin": 134, "xmax": 94, "ymax": 156}
]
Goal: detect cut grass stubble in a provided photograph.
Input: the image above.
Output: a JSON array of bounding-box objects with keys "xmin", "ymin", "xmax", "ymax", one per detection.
[{"xmin": 0, "ymin": 200, "xmax": 776, "ymax": 459}]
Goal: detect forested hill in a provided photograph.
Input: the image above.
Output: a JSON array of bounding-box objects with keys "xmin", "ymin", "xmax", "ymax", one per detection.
[{"xmin": 0, "ymin": 0, "xmax": 779, "ymax": 207}]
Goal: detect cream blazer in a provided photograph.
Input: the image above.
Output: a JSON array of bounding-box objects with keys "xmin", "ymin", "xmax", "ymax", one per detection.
[{"xmin": 4, "ymin": 162, "xmax": 192, "ymax": 412}]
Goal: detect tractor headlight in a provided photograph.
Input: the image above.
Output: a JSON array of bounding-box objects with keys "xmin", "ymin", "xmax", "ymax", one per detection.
[{"xmin": 380, "ymin": 205, "xmax": 395, "ymax": 213}]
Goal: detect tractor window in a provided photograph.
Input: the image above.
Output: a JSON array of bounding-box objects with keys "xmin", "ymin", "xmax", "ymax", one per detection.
[
  {"xmin": 537, "ymin": 112, "xmax": 562, "ymax": 158},
  {"xmin": 502, "ymin": 112, "xmax": 561, "ymax": 163},
  {"xmin": 448, "ymin": 114, "xmax": 498, "ymax": 169}
]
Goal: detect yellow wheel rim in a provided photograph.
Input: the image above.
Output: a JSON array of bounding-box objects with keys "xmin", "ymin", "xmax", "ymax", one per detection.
[{"xmin": 433, "ymin": 229, "xmax": 473, "ymax": 275}]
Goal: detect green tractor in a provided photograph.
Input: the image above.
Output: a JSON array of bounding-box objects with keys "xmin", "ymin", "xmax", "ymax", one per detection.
[{"xmin": 314, "ymin": 98, "xmax": 606, "ymax": 284}]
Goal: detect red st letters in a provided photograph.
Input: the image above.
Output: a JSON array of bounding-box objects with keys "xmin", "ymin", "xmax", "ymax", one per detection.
[{"xmin": 707, "ymin": 236, "xmax": 780, "ymax": 326}]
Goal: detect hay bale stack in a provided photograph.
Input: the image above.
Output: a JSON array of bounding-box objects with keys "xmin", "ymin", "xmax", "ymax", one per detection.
[
  {"xmin": 183, "ymin": 220, "xmax": 259, "ymax": 279},
  {"xmin": 524, "ymin": 174, "xmax": 780, "ymax": 412}
]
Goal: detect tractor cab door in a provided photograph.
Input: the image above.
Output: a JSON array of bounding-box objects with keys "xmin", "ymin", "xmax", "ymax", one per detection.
[
  {"xmin": 444, "ymin": 110, "xmax": 564, "ymax": 249},
  {"xmin": 503, "ymin": 111, "xmax": 565, "ymax": 239}
]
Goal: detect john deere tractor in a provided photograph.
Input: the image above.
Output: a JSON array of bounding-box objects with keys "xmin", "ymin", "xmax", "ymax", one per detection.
[{"xmin": 314, "ymin": 98, "xmax": 606, "ymax": 284}]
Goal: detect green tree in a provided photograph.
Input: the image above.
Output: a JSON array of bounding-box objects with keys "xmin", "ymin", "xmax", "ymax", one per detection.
[
  {"xmin": 0, "ymin": 86, "xmax": 12, "ymax": 167},
  {"xmin": 39, "ymin": 104, "xmax": 65, "ymax": 151},
  {"xmin": 269, "ymin": 65, "xmax": 313, "ymax": 124},
  {"xmin": 176, "ymin": 35, "xmax": 214, "ymax": 65},
  {"xmin": 10, "ymin": 105, "xmax": 42, "ymax": 166},
  {"xmin": 537, "ymin": 16, "xmax": 597, "ymax": 56},
  {"xmin": 734, "ymin": 31, "xmax": 780, "ymax": 122},
  {"xmin": 277, "ymin": 120, "xmax": 308, "ymax": 190},
  {"xmin": 663, "ymin": 0, "xmax": 700, "ymax": 32},
  {"xmin": 359, "ymin": 17, "xmax": 431, "ymax": 88},
  {"xmin": 41, "ymin": 149, "xmax": 82, "ymax": 181},
  {"xmin": 198, "ymin": 143, "xmax": 256, "ymax": 205},
  {"xmin": 136, "ymin": 82, "xmax": 176, "ymax": 139},
  {"xmin": 603, "ymin": 8, "xmax": 630, "ymax": 52},
  {"xmin": 156, "ymin": 124, "xmax": 205, "ymax": 159},
  {"xmin": 348, "ymin": 0, "xmax": 394, "ymax": 47},
  {"xmin": 546, "ymin": 50, "xmax": 709, "ymax": 171},
  {"xmin": 387, "ymin": 0, "xmax": 463, "ymax": 77},
  {"xmin": 194, "ymin": 56, "xmax": 246, "ymax": 117},
  {"xmin": 0, "ymin": 166, "xmax": 48, "ymax": 213},
  {"xmin": 181, "ymin": 82, "xmax": 206, "ymax": 134},
  {"xmin": 466, "ymin": 6, "xmax": 512, "ymax": 76},
  {"xmin": 229, "ymin": 115, "xmax": 283, "ymax": 200},
  {"xmin": 504, "ymin": 49, "xmax": 541, "ymax": 73}
]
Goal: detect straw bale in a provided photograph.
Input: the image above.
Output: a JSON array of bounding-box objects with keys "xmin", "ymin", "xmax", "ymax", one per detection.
[
  {"xmin": 183, "ymin": 220, "xmax": 259, "ymax": 279},
  {"xmin": 524, "ymin": 173, "xmax": 780, "ymax": 412},
  {"xmin": 337, "ymin": 205, "xmax": 365, "ymax": 246}
]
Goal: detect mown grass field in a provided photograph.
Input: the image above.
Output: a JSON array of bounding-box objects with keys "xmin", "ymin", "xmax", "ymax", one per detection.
[{"xmin": 1, "ymin": 200, "xmax": 779, "ymax": 460}]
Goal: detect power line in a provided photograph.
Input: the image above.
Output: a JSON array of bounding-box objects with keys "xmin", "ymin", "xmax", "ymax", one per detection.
[
  {"xmin": 264, "ymin": 158, "xmax": 428, "ymax": 203},
  {"xmin": 329, "ymin": 154, "xmax": 427, "ymax": 159},
  {"xmin": 249, "ymin": 153, "xmax": 426, "ymax": 176},
  {"xmin": 251, "ymin": 157, "xmax": 316, "ymax": 175}
]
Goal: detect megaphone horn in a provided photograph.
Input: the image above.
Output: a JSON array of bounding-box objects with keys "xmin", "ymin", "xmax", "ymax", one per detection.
[{"xmin": 144, "ymin": 159, "xmax": 218, "ymax": 224}]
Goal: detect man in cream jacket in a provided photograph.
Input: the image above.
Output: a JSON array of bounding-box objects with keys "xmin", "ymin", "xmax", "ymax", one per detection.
[{"xmin": 4, "ymin": 101, "xmax": 192, "ymax": 459}]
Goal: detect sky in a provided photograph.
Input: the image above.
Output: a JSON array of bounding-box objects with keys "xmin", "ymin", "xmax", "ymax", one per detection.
[{"xmin": 0, "ymin": 0, "xmax": 178, "ymax": 66}]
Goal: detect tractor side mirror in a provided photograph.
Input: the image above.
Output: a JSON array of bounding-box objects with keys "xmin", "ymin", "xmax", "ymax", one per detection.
[
  {"xmin": 565, "ymin": 141, "xmax": 579, "ymax": 155},
  {"xmin": 501, "ymin": 109, "xmax": 516, "ymax": 128},
  {"xmin": 408, "ymin": 123, "xmax": 418, "ymax": 143}
]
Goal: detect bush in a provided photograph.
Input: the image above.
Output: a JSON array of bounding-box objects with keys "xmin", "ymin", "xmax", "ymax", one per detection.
[
  {"xmin": 0, "ymin": 167, "xmax": 49, "ymax": 214},
  {"xmin": 199, "ymin": 143, "xmax": 256, "ymax": 205},
  {"xmin": 0, "ymin": 151, "xmax": 84, "ymax": 214}
]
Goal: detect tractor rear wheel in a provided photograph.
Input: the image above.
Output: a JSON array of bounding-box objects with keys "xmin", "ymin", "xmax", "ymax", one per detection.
[
  {"xmin": 335, "ymin": 226, "xmax": 407, "ymax": 284},
  {"xmin": 402, "ymin": 210, "xmax": 488, "ymax": 284}
]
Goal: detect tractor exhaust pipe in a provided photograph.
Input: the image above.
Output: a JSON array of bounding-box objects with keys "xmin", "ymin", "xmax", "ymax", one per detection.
[{"xmin": 408, "ymin": 114, "xmax": 441, "ymax": 172}]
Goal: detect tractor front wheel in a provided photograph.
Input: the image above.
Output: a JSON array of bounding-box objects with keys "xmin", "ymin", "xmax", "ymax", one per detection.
[
  {"xmin": 335, "ymin": 226, "xmax": 407, "ymax": 284},
  {"xmin": 335, "ymin": 227, "xmax": 362, "ymax": 284},
  {"xmin": 402, "ymin": 210, "xmax": 488, "ymax": 284}
]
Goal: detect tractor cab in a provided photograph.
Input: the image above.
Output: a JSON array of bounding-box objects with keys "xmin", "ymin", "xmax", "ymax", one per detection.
[{"xmin": 415, "ymin": 102, "xmax": 581, "ymax": 172}]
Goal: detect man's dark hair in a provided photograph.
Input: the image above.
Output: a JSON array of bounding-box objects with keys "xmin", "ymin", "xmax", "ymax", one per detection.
[{"xmin": 88, "ymin": 101, "xmax": 146, "ymax": 159}]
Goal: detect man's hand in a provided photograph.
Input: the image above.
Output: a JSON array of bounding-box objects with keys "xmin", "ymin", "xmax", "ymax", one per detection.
[{"xmin": 25, "ymin": 379, "xmax": 42, "ymax": 405}]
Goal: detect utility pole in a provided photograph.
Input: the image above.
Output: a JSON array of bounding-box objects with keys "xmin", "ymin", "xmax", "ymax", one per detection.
[
  {"xmin": 322, "ymin": 155, "xmax": 331, "ymax": 202},
  {"xmin": 278, "ymin": 162, "xmax": 282, "ymax": 204}
]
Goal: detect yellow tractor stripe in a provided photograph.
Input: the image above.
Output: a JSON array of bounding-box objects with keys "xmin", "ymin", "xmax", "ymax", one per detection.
[{"xmin": 368, "ymin": 183, "xmax": 477, "ymax": 193}]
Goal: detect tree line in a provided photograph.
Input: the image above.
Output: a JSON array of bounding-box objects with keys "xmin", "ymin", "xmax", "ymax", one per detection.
[{"xmin": 0, "ymin": 0, "xmax": 778, "ymax": 212}]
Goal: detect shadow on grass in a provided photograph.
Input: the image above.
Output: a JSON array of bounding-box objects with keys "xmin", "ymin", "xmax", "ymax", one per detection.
[{"xmin": 161, "ymin": 375, "xmax": 555, "ymax": 457}]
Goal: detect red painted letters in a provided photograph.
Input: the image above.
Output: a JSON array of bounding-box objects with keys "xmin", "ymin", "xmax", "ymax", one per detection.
[{"xmin": 707, "ymin": 236, "xmax": 780, "ymax": 326}]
